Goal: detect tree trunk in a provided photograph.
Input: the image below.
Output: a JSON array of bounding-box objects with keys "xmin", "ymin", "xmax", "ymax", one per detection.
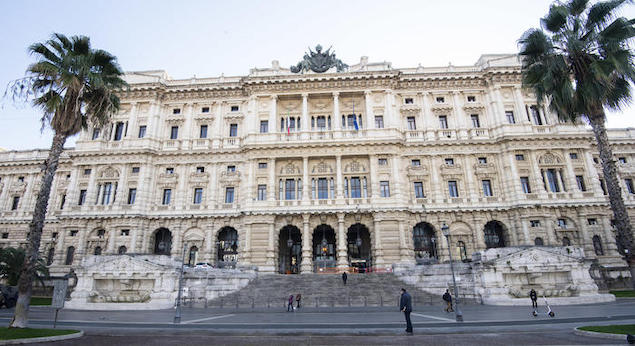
[
  {"xmin": 588, "ymin": 112, "xmax": 635, "ymax": 289},
  {"xmin": 9, "ymin": 132, "xmax": 67, "ymax": 328}
]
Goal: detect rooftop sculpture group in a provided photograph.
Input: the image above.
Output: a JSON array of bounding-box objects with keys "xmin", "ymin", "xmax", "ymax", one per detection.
[{"xmin": 290, "ymin": 45, "xmax": 348, "ymax": 73}]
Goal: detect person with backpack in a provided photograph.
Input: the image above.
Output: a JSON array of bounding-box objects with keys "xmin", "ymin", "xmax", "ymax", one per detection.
[
  {"xmin": 287, "ymin": 294, "xmax": 294, "ymax": 312},
  {"xmin": 443, "ymin": 289, "xmax": 453, "ymax": 313},
  {"xmin": 530, "ymin": 289, "xmax": 538, "ymax": 309}
]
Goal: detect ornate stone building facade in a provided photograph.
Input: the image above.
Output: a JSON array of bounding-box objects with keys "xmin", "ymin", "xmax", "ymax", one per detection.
[{"xmin": 0, "ymin": 53, "xmax": 633, "ymax": 278}]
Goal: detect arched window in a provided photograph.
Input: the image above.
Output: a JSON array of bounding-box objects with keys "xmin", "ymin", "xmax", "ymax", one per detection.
[
  {"xmin": 118, "ymin": 246, "xmax": 127, "ymax": 254},
  {"xmin": 593, "ymin": 235, "xmax": 604, "ymax": 256},
  {"xmin": 562, "ymin": 236, "xmax": 571, "ymax": 246},
  {"xmin": 534, "ymin": 237, "xmax": 544, "ymax": 246},
  {"xmin": 65, "ymin": 246, "xmax": 75, "ymax": 265},
  {"xmin": 484, "ymin": 221, "xmax": 506, "ymax": 248},
  {"xmin": 46, "ymin": 248, "xmax": 55, "ymax": 266},
  {"xmin": 94, "ymin": 246, "xmax": 102, "ymax": 255},
  {"xmin": 217, "ymin": 227, "xmax": 239, "ymax": 265},
  {"xmin": 413, "ymin": 223, "xmax": 438, "ymax": 261},
  {"xmin": 188, "ymin": 246, "xmax": 199, "ymax": 266}
]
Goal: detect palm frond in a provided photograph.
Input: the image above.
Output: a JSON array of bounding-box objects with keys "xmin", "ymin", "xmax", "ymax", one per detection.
[
  {"xmin": 568, "ymin": 0, "xmax": 589, "ymax": 16},
  {"xmin": 541, "ymin": 4, "xmax": 570, "ymax": 33},
  {"xmin": 586, "ymin": 0, "xmax": 630, "ymax": 30}
]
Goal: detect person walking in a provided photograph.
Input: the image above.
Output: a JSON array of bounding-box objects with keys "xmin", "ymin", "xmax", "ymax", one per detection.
[
  {"xmin": 296, "ymin": 293, "xmax": 302, "ymax": 309},
  {"xmin": 287, "ymin": 294, "xmax": 294, "ymax": 312},
  {"xmin": 443, "ymin": 289, "xmax": 453, "ymax": 313},
  {"xmin": 342, "ymin": 272, "xmax": 347, "ymax": 285},
  {"xmin": 400, "ymin": 288, "xmax": 413, "ymax": 334},
  {"xmin": 529, "ymin": 289, "xmax": 538, "ymax": 309}
]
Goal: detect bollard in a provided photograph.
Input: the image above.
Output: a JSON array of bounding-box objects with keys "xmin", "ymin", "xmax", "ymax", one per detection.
[
  {"xmin": 315, "ymin": 297, "xmax": 318, "ymax": 308},
  {"xmin": 364, "ymin": 296, "xmax": 367, "ymax": 307},
  {"xmin": 220, "ymin": 298, "xmax": 224, "ymax": 309},
  {"xmin": 204, "ymin": 298, "xmax": 208, "ymax": 309},
  {"xmin": 252, "ymin": 298, "xmax": 255, "ymax": 309}
]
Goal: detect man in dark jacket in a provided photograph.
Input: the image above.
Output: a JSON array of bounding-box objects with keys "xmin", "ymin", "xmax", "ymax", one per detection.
[
  {"xmin": 342, "ymin": 272, "xmax": 347, "ymax": 285},
  {"xmin": 400, "ymin": 288, "xmax": 413, "ymax": 334},
  {"xmin": 529, "ymin": 289, "xmax": 538, "ymax": 309},
  {"xmin": 443, "ymin": 289, "xmax": 453, "ymax": 313}
]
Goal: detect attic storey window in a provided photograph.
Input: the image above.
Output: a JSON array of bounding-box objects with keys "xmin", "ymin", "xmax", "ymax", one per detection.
[{"xmin": 172, "ymin": 108, "xmax": 181, "ymax": 115}]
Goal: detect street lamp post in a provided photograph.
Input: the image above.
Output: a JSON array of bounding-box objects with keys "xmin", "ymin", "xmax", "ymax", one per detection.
[
  {"xmin": 441, "ymin": 222, "xmax": 463, "ymax": 322},
  {"xmin": 174, "ymin": 243, "xmax": 188, "ymax": 324}
]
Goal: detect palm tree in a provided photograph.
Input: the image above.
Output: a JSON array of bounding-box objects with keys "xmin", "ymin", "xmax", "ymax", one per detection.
[
  {"xmin": 5, "ymin": 33, "xmax": 126, "ymax": 327},
  {"xmin": 518, "ymin": 0, "xmax": 634, "ymax": 287},
  {"xmin": 0, "ymin": 247, "xmax": 49, "ymax": 287}
]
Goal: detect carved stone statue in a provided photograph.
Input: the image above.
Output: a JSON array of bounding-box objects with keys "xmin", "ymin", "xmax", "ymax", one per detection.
[{"xmin": 291, "ymin": 45, "xmax": 348, "ymax": 73}]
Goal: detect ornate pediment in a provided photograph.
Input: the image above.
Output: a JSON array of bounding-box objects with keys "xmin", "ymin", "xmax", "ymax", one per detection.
[
  {"xmin": 279, "ymin": 162, "xmax": 301, "ymax": 176},
  {"xmin": 189, "ymin": 172, "xmax": 210, "ymax": 184},
  {"xmin": 312, "ymin": 160, "xmax": 334, "ymax": 174},
  {"xmin": 474, "ymin": 163, "xmax": 497, "ymax": 176},
  {"xmin": 484, "ymin": 247, "xmax": 583, "ymax": 266},
  {"xmin": 84, "ymin": 255, "xmax": 176, "ymax": 273},
  {"xmin": 539, "ymin": 152, "xmax": 563, "ymax": 165},
  {"xmin": 440, "ymin": 163, "xmax": 462, "ymax": 174},
  {"xmin": 99, "ymin": 167, "xmax": 119, "ymax": 179},
  {"xmin": 10, "ymin": 182, "xmax": 27, "ymax": 194},
  {"xmin": 407, "ymin": 165, "xmax": 429, "ymax": 176},
  {"xmin": 344, "ymin": 159, "xmax": 367, "ymax": 173}
]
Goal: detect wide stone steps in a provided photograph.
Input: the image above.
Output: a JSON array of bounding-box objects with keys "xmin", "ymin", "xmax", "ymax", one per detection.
[{"xmin": 205, "ymin": 273, "xmax": 447, "ymax": 308}]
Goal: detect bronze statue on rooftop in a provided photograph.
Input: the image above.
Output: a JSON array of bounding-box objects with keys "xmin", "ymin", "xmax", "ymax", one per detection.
[{"xmin": 290, "ymin": 45, "xmax": 348, "ymax": 73}]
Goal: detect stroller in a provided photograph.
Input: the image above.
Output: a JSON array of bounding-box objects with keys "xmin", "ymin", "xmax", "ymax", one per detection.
[{"xmin": 532, "ymin": 295, "xmax": 555, "ymax": 317}]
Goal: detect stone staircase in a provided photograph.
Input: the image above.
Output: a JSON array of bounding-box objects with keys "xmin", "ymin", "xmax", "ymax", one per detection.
[{"xmin": 205, "ymin": 273, "xmax": 445, "ymax": 309}]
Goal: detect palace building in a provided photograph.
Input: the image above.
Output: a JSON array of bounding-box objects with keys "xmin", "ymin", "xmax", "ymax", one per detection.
[{"xmin": 1, "ymin": 51, "xmax": 633, "ymax": 281}]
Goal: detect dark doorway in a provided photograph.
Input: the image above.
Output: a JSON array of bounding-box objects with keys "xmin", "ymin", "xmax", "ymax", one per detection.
[
  {"xmin": 312, "ymin": 224, "xmax": 336, "ymax": 271},
  {"xmin": 278, "ymin": 225, "xmax": 302, "ymax": 274},
  {"xmin": 188, "ymin": 246, "xmax": 199, "ymax": 266},
  {"xmin": 413, "ymin": 222, "xmax": 438, "ymax": 263},
  {"xmin": 347, "ymin": 223, "xmax": 371, "ymax": 272},
  {"xmin": 217, "ymin": 227, "xmax": 238, "ymax": 267},
  {"xmin": 484, "ymin": 221, "xmax": 507, "ymax": 248},
  {"xmin": 153, "ymin": 228, "xmax": 172, "ymax": 255}
]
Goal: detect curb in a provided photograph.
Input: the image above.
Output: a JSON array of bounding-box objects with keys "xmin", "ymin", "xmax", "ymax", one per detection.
[
  {"xmin": 0, "ymin": 331, "xmax": 83, "ymax": 345},
  {"xmin": 573, "ymin": 327, "xmax": 626, "ymax": 341}
]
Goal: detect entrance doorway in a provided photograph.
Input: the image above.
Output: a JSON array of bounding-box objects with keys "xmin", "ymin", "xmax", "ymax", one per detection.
[
  {"xmin": 153, "ymin": 228, "xmax": 172, "ymax": 255},
  {"xmin": 217, "ymin": 227, "xmax": 238, "ymax": 268},
  {"xmin": 278, "ymin": 225, "xmax": 302, "ymax": 274},
  {"xmin": 312, "ymin": 224, "xmax": 336, "ymax": 271},
  {"xmin": 347, "ymin": 223, "xmax": 371, "ymax": 272}
]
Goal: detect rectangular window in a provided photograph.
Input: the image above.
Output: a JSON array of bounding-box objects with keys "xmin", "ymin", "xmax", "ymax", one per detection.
[
  {"xmin": 619, "ymin": 157, "xmax": 627, "ymax": 164},
  {"xmin": 231, "ymin": 105, "xmax": 239, "ymax": 112},
  {"xmin": 229, "ymin": 124, "xmax": 238, "ymax": 137},
  {"xmin": 260, "ymin": 120, "xmax": 268, "ymax": 133},
  {"xmin": 225, "ymin": 187, "xmax": 235, "ymax": 203},
  {"xmin": 102, "ymin": 182, "xmax": 112, "ymax": 205},
  {"xmin": 587, "ymin": 218, "xmax": 597, "ymax": 225},
  {"xmin": 114, "ymin": 122, "xmax": 124, "ymax": 141},
  {"xmin": 350, "ymin": 177, "xmax": 361, "ymax": 198},
  {"xmin": 576, "ymin": 175, "xmax": 586, "ymax": 191},
  {"xmin": 411, "ymin": 159, "xmax": 421, "ymax": 166},
  {"xmin": 201, "ymin": 107, "xmax": 210, "ymax": 113},
  {"xmin": 162, "ymin": 189, "xmax": 171, "ymax": 205},
  {"xmin": 196, "ymin": 166, "xmax": 205, "ymax": 173},
  {"xmin": 84, "ymin": 168, "xmax": 91, "ymax": 175},
  {"xmin": 121, "ymin": 229, "xmax": 130, "ymax": 236},
  {"xmin": 166, "ymin": 167, "xmax": 174, "ymax": 174},
  {"xmin": 60, "ymin": 194, "xmax": 66, "ymax": 209},
  {"xmin": 505, "ymin": 111, "xmax": 515, "ymax": 124},
  {"xmin": 200, "ymin": 125, "xmax": 208, "ymax": 138},
  {"xmin": 445, "ymin": 158, "xmax": 454, "ymax": 166},
  {"xmin": 520, "ymin": 177, "xmax": 531, "ymax": 194},
  {"xmin": 436, "ymin": 96, "xmax": 445, "ymax": 103},
  {"xmin": 404, "ymin": 98, "xmax": 414, "ymax": 104},
  {"xmin": 407, "ymin": 116, "xmax": 416, "ymax": 130},
  {"xmin": 227, "ymin": 165, "xmax": 236, "ymax": 173},
  {"xmin": 626, "ymin": 178, "xmax": 635, "ymax": 194},
  {"xmin": 375, "ymin": 116, "xmax": 384, "ymax": 128},
  {"xmin": 1, "ymin": 233, "xmax": 7, "ymax": 239},
  {"xmin": 285, "ymin": 179, "xmax": 296, "ymax": 200},
  {"xmin": 11, "ymin": 196, "xmax": 19, "ymax": 210},
  {"xmin": 257, "ymin": 184, "xmax": 267, "ymax": 201},
  {"xmin": 470, "ymin": 114, "xmax": 481, "ymax": 128},
  {"xmin": 530, "ymin": 106, "xmax": 542, "ymax": 125},
  {"xmin": 70, "ymin": 230, "xmax": 78, "ymax": 237},
  {"xmin": 546, "ymin": 169, "xmax": 560, "ymax": 192},
  {"xmin": 258, "ymin": 162, "xmax": 267, "ymax": 169},
  {"xmin": 131, "ymin": 167, "xmax": 140, "ymax": 174},
  {"xmin": 378, "ymin": 158, "xmax": 387, "ymax": 166},
  {"xmin": 482, "ymin": 180, "xmax": 493, "ymax": 197},
  {"xmin": 138, "ymin": 125, "xmax": 146, "ymax": 138},
  {"xmin": 317, "ymin": 178, "xmax": 329, "ymax": 199},
  {"xmin": 92, "ymin": 128, "xmax": 100, "ymax": 140},
  {"xmin": 380, "ymin": 181, "xmax": 390, "ymax": 197},
  {"xmin": 530, "ymin": 220, "xmax": 541, "ymax": 227},
  {"xmin": 448, "ymin": 181, "xmax": 459, "ymax": 197},
  {"xmin": 170, "ymin": 126, "xmax": 178, "ymax": 139},
  {"xmin": 478, "ymin": 157, "xmax": 487, "ymax": 164},
  {"xmin": 193, "ymin": 188, "xmax": 203, "ymax": 204},
  {"xmin": 78, "ymin": 190, "xmax": 87, "ymax": 205},
  {"xmin": 558, "ymin": 218, "xmax": 567, "ymax": 228},
  {"xmin": 439, "ymin": 115, "xmax": 448, "ymax": 129},
  {"xmin": 172, "ymin": 108, "xmax": 181, "ymax": 115},
  {"xmin": 467, "ymin": 96, "xmax": 476, "ymax": 102},
  {"xmin": 127, "ymin": 188, "xmax": 136, "ymax": 204},
  {"xmin": 515, "ymin": 154, "xmax": 525, "ymax": 161},
  {"xmin": 570, "ymin": 153, "xmax": 578, "ymax": 160},
  {"xmin": 17, "ymin": 176, "xmax": 24, "ymax": 182},
  {"xmin": 414, "ymin": 182, "xmax": 425, "ymax": 198}
]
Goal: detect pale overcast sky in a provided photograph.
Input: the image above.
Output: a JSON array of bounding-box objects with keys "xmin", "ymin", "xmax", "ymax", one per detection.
[{"xmin": 1, "ymin": 0, "xmax": 633, "ymax": 150}]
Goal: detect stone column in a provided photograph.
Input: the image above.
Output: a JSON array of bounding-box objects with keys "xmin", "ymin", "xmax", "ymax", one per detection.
[
  {"xmin": 529, "ymin": 152, "xmax": 547, "ymax": 197},
  {"xmin": 247, "ymin": 96, "xmax": 257, "ymax": 134},
  {"xmin": 301, "ymin": 93, "xmax": 309, "ymax": 132},
  {"xmin": 583, "ymin": 150, "xmax": 602, "ymax": 195},
  {"xmin": 369, "ymin": 154, "xmax": 380, "ymax": 199},
  {"xmin": 107, "ymin": 229, "xmax": 116, "ymax": 254},
  {"xmin": 208, "ymin": 163, "xmax": 218, "ymax": 206},
  {"xmin": 385, "ymin": 90, "xmax": 395, "ymax": 128},
  {"xmin": 398, "ymin": 220, "xmax": 408, "ymax": 261},
  {"xmin": 54, "ymin": 228, "xmax": 67, "ymax": 265},
  {"xmin": 452, "ymin": 91, "xmax": 467, "ymax": 139},
  {"xmin": 205, "ymin": 219, "xmax": 215, "ymax": 262},
  {"xmin": 364, "ymin": 91, "xmax": 373, "ymax": 130},
  {"xmin": 268, "ymin": 158, "xmax": 276, "ymax": 201},
  {"xmin": 182, "ymin": 103, "xmax": 194, "ymax": 148},
  {"xmin": 127, "ymin": 102, "xmax": 138, "ymax": 138},
  {"xmin": 391, "ymin": 155, "xmax": 402, "ymax": 198},
  {"xmin": 545, "ymin": 216, "xmax": 557, "ymax": 245},
  {"xmin": 473, "ymin": 215, "xmax": 487, "ymax": 251},
  {"xmin": 422, "ymin": 92, "xmax": 435, "ymax": 141},
  {"xmin": 508, "ymin": 151, "xmax": 523, "ymax": 201},
  {"xmin": 130, "ymin": 228, "xmax": 138, "ymax": 253},
  {"xmin": 336, "ymin": 213, "xmax": 348, "ymax": 268},
  {"xmin": 77, "ymin": 228, "xmax": 88, "ymax": 256},
  {"xmin": 557, "ymin": 169, "xmax": 566, "ymax": 192},
  {"xmin": 302, "ymin": 157, "xmax": 309, "ymax": 203},
  {"xmin": 373, "ymin": 217, "xmax": 384, "ymax": 264},
  {"xmin": 565, "ymin": 154, "xmax": 581, "ymax": 197},
  {"xmin": 513, "ymin": 86, "xmax": 529, "ymax": 124},
  {"xmin": 493, "ymin": 86, "xmax": 506, "ymax": 128},
  {"xmin": 417, "ymin": 92, "xmax": 426, "ymax": 131},
  {"xmin": 246, "ymin": 159, "xmax": 255, "ymax": 207},
  {"xmin": 521, "ymin": 219, "xmax": 531, "ymax": 245},
  {"xmin": 215, "ymin": 101, "xmax": 224, "ymax": 141},
  {"xmin": 602, "ymin": 217, "xmax": 619, "ymax": 255},
  {"xmin": 576, "ymin": 212, "xmax": 593, "ymax": 254},
  {"xmin": 464, "ymin": 157, "xmax": 478, "ymax": 202},
  {"xmin": 430, "ymin": 158, "xmax": 442, "ymax": 203},
  {"xmin": 336, "ymin": 155, "xmax": 344, "ymax": 201},
  {"xmin": 269, "ymin": 95, "xmax": 277, "ymax": 133},
  {"xmin": 265, "ymin": 222, "xmax": 275, "ymax": 271},
  {"xmin": 333, "ymin": 92, "xmax": 341, "ymax": 131},
  {"xmin": 301, "ymin": 214, "xmax": 313, "ymax": 273}
]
